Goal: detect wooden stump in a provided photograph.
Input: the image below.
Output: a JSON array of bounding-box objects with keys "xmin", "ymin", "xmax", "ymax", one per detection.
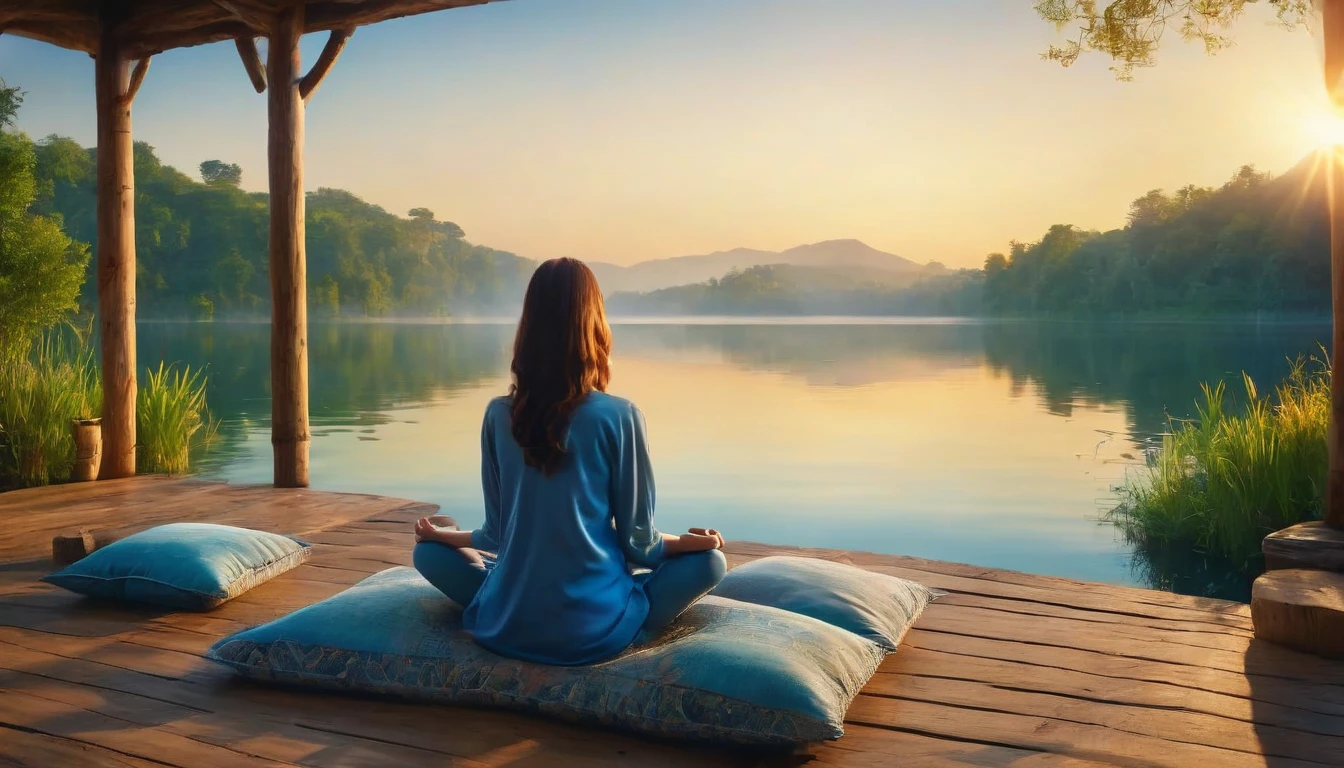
[
  {"xmin": 1251, "ymin": 569, "xmax": 1344, "ymax": 659},
  {"xmin": 70, "ymin": 418, "xmax": 102, "ymax": 482},
  {"xmin": 1263, "ymin": 522, "xmax": 1344, "ymax": 572},
  {"xmin": 52, "ymin": 529, "xmax": 117, "ymax": 566}
]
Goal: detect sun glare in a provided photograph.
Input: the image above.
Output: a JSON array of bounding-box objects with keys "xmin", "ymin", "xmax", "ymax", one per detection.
[{"xmin": 1305, "ymin": 106, "xmax": 1344, "ymax": 148}]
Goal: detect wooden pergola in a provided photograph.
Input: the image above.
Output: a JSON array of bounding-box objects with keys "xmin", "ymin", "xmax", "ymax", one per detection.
[{"xmin": 0, "ymin": 0, "xmax": 500, "ymax": 487}]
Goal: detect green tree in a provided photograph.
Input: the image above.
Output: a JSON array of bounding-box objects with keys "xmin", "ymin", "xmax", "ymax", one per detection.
[
  {"xmin": 0, "ymin": 81, "xmax": 90, "ymax": 360},
  {"xmin": 192, "ymin": 294, "xmax": 215, "ymax": 321},
  {"xmin": 1036, "ymin": 1, "xmax": 1312, "ymax": 79},
  {"xmin": 313, "ymin": 274, "xmax": 340, "ymax": 317},
  {"xmin": 199, "ymin": 160, "xmax": 243, "ymax": 187},
  {"xmin": 212, "ymin": 248, "xmax": 255, "ymax": 306}
]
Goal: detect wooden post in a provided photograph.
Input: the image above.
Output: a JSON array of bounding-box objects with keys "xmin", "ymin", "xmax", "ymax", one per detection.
[
  {"xmin": 268, "ymin": 3, "xmax": 310, "ymax": 487},
  {"xmin": 95, "ymin": 20, "xmax": 137, "ymax": 480},
  {"xmin": 1326, "ymin": 0, "xmax": 1344, "ymax": 527}
]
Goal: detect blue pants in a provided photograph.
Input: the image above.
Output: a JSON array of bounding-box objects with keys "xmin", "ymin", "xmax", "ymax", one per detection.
[{"xmin": 412, "ymin": 542, "xmax": 727, "ymax": 642}]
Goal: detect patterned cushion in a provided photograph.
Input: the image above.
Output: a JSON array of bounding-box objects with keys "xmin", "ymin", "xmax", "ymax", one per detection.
[
  {"xmin": 711, "ymin": 556, "xmax": 937, "ymax": 650},
  {"xmin": 206, "ymin": 567, "xmax": 885, "ymax": 745},
  {"xmin": 42, "ymin": 523, "xmax": 311, "ymax": 611}
]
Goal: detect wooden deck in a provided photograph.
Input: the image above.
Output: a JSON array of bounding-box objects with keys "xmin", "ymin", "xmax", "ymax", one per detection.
[{"xmin": 1, "ymin": 479, "xmax": 1342, "ymax": 767}]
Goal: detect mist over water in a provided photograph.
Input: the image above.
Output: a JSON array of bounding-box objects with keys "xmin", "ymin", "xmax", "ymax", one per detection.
[{"xmin": 143, "ymin": 318, "xmax": 1330, "ymax": 601}]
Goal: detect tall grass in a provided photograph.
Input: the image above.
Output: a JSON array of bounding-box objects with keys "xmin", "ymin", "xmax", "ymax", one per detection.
[
  {"xmin": 137, "ymin": 362, "xmax": 218, "ymax": 475},
  {"xmin": 0, "ymin": 333, "xmax": 218, "ymax": 488},
  {"xmin": 0, "ymin": 334, "xmax": 101, "ymax": 487},
  {"xmin": 1114, "ymin": 355, "xmax": 1328, "ymax": 574}
]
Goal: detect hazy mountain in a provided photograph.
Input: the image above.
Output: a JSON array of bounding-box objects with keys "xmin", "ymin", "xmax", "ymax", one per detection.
[{"xmin": 588, "ymin": 239, "xmax": 924, "ymax": 293}]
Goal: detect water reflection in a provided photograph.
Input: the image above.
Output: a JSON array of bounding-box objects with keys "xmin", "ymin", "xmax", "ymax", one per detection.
[{"xmin": 137, "ymin": 319, "xmax": 1329, "ymax": 601}]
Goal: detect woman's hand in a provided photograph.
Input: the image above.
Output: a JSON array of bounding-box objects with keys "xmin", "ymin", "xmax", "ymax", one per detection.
[
  {"xmin": 414, "ymin": 518, "xmax": 472, "ymax": 547},
  {"xmin": 664, "ymin": 528, "xmax": 724, "ymax": 555}
]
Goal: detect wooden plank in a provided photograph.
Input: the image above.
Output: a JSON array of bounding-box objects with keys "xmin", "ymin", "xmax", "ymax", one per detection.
[
  {"xmin": 0, "ymin": 669, "xmax": 495, "ymax": 768},
  {"xmin": 844, "ymin": 695, "xmax": 1329, "ymax": 768},
  {"xmin": 811, "ymin": 724, "xmax": 1131, "ymax": 768},
  {"xmin": 899, "ymin": 630, "xmax": 1344, "ymax": 717},
  {"xmin": 267, "ymin": 3, "xmax": 310, "ymax": 489},
  {"xmin": 913, "ymin": 603, "xmax": 1344, "ymax": 684},
  {"xmin": 0, "ymin": 638, "xmax": 741, "ymax": 768},
  {"xmin": 928, "ymin": 601, "xmax": 1253, "ymax": 653},
  {"xmin": 882, "ymin": 646, "xmax": 1344, "ymax": 738},
  {"xmin": 1, "ymin": 480, "xmax": 435, "ymax": 564},
  {"xmin": 0, "ymin": 687, "xmax": 294, "ymax": 767},
  {"xmin": 728, "ymin": 541, "xmax": 1252, "ymax": 618},
  {"xmin": 937, "ymin": 592, "xmax": 1253, "ymax": 638},
  {"xmin": 867, "ymin": 672, "xmax": 1344, "ymax": 762},
  {"xmin": 0, "ymin": 727, "xmax": 163, "ymax": 768}
]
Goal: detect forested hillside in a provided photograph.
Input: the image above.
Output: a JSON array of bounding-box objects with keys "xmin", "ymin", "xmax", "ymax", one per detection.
[
  {"xmin": 31, "ymin": 137, "xmax": 532, "ymax": 319},
  {"xmin": 27, "ymin": 130, "xmax": 1331, "ymax": 320},
  {"xmin": 982, "ymin": 161, "xmax": 1330, "ymax": 315}
]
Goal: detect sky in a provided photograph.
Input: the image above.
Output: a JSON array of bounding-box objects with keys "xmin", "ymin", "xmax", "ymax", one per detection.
[{"xmin": 0, "ymin": 0, "xmax": 1333, "ymax": 268}]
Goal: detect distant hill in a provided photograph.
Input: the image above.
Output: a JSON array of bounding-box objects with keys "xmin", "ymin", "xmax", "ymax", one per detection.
[
  {"xmin": 589, "ymin": 239, "xmax": 925, "ymax": 293},
  {"xmin": 604, "ymin": 262, "xmax": 981, "ymax": 317}
]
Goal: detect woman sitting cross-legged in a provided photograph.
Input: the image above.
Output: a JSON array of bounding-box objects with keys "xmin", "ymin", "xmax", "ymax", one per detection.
[{"xmin": 412, "ymin": 257, "xmax": 727, "ymax": 666}]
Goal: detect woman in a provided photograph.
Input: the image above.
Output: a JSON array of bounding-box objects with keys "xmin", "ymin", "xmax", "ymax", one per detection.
[{"xmin": 412, "ymin": 258, "xmax": 727, "ymax": 666}]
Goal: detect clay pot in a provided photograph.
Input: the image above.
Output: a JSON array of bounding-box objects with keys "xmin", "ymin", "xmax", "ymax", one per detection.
[{"xmin": 71, "ymin": 418, "xmax": 102, "ymax": 482}]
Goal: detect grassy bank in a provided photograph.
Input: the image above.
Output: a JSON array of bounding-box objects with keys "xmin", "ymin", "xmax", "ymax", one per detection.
[
  {"xmin": 1113, "ymin": 356, "xmax": 1328, "ymax": 577},
  {"xmin": 0, "ymin": 335, "xmax": 217, "ymax": 488}
]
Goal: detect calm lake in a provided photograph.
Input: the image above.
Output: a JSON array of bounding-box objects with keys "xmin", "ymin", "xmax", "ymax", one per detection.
[{"xmin": 140, "ymin": 318, "xmax": 1331, "ymax": 601}]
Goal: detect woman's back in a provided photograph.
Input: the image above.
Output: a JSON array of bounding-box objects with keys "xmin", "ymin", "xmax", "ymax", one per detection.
[{"xmin": 463, "ymin": 391, "xmax": 664, "ymax": 665}]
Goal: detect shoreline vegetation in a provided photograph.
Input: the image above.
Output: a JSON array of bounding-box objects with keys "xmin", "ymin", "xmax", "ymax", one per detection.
[
  {"xmin": 1115, "ymin": 356, "xmax": 1328, "ymax": 595},
  {"xmin": 0, "ymin": 331, "xmax": 219, "ymax": 490}
]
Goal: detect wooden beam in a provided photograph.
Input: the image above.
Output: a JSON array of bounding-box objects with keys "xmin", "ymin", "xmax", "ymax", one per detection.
[
  {"xmin": 268, "ymin": 3, "xmax": 311, "ymax": 488},
  {"xmin": 3, "ymin": 1, "xmax": 500, "ymax": 57},
  {"xmin": 123, "ymin": 18, "xmax": 255, "ymax": 59},
  {"xmin": 1327, "ymin": 0, "xmax": 1344, "ymax": 528},
  {"xmin": 95, "ymin": 14, "xmax": 137, "ymax": 480},
  {"xmin": 123, "ymin": 57, "xmax": 150, "ymax": 104},
  {"xmin": 0, "ymin": 19, "xmax": 98, "ymax": 53},
  {"xmin": 235, "ymin": 37, "xmax": 266, "ymax": 93},
  {"xmin": 298, "ymin": 29, "xmax": 352, "ymax": 101},
  {"xmin": 208, "ymin": 0, "xmax": 270, "ymax": 31},
  {"xmin": 304, "ymin": 0, "xmax": 493, "ymax": 32}
]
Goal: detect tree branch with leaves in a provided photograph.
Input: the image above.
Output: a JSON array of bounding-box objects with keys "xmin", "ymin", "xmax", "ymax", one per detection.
[{"xmin": 1036, "ymin": 0, "xmax": 1315, "ymax": 79}]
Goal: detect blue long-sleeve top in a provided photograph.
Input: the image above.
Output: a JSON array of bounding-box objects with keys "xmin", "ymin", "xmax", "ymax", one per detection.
[{"xmin": 462, "ymin": 392, "xmax": 666, "ymax": 665}]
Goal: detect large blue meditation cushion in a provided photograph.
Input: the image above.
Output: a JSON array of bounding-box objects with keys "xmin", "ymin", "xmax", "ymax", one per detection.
[{"xmin": 207, "ymin": 565, "xmax": 917, "ymax": 745}]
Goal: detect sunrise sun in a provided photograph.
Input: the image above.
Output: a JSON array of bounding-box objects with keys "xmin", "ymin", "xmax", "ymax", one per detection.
[{"xmin": 1305, "ymin": 105, "xmax": 1344, "ymax": 148}]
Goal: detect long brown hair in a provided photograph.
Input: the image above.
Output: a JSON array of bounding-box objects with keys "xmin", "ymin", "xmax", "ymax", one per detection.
[{"xmin": 509, "ymin": 258, "xmax": 613, "ymax": 475}]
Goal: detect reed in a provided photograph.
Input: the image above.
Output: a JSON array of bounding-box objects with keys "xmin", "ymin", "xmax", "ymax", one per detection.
[
  {"xmin": 0, "ymin": 334, "xmax": 100, "ymax": 487},
  {"xmin": 0, "ymin": 331, "xmax": 218, "ymax": 487},
  {"xmin": 1114, "ymin": 355, "xmax": 1329, "ymax": 574},
  {"xmin": 137, "ymin": 362, "xmax": 218, "ymax": 475}
]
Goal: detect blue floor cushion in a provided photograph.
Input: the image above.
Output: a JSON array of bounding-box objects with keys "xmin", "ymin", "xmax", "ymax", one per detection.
[
  {"xmin": 42, "ymin": 522, "xmax": 311, "ymax": 611},
  {"xmin": 207, "ymin": 567, "xmax": 885, "ymax": 745},
  {"xmin": 710, "ymin": 556, "xmax": 938, "ymax": 650}
]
